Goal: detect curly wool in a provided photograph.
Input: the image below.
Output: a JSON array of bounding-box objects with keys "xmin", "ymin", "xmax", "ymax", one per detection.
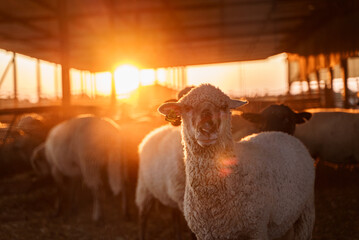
[{"xmin": 179, "ymin": 84, "xmax": 231, "ymax": 108}]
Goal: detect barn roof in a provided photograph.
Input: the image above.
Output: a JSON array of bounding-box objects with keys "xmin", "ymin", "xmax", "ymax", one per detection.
[{"xmin": 0, "ymin": 0, "xmax": 358, "ymax": 72}]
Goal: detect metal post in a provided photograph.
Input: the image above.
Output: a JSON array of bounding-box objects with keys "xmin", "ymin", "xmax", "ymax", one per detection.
[
  {"xmin": 36, "ymin": 59, "xmax": 41, "ymax": 102},
  {"xmin": 341, "ymin": 59, "xmax": 349, "ymax": 108},
  {"xmin": 12, "ymin": 52, "xmax": 18, "ymax": 104},
  {"xmin": 58, "ymin": 0, "xmax": 71, "ymax": 107}
]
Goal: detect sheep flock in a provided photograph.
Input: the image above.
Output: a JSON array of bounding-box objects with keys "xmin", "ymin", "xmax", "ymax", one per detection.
[{"xmin": 0, "ymin": 84, "xmax": 359, "ymax": 239}]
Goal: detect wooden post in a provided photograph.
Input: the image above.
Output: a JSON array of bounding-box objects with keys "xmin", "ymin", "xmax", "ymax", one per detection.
[
  {"xmin": 316, "ymin": 70, "xmax": 321, "ymax": 94},
  {"xmin": 36, "ymin": 59, "xmax": 41, "ymax": 102},
  {"xmin": 306, "ymin": 76, "xmax": 312, "ymax": 95},
  {"xmin": 58, "ymin": 0, "xmax": 71, "ymax": 107},
  {"xmin": 341, "ymin": 58, "xmax": 350, "ymax": 108},
  {"xmin": 286, "ymin": 57, "xmax": 291, "ymax": 95},
  {"xmin": 325, "ymin": 67, "xmax": 335, "ymax": 107},
  {"xmin": 0, "ymin": 58, "xmax": 13, "ymax": 88},
  {"xmin": 12, "ymin": 52, "xmax": 18, "ymax": 104}
]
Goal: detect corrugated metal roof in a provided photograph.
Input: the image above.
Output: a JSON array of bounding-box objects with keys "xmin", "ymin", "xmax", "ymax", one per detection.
[{"xmin": 0, "ymin": 0, "xmax": 358, "ymax": 71}]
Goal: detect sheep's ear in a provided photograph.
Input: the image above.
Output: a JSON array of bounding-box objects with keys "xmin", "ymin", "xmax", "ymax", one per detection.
[
  {"xmin": 158, "ymin": 102, "xmax": 181, "ymax": 116},
  {"xmin": 241, "ymin": 113, "xmax": 263, "ymax": 124},
  {"xmin": 229, "ymin": 99, "xmax": 248, "ymax": 109},
  {"xmin": 295, "ymin": 112, "xmax": 312, "ymax": 124}
]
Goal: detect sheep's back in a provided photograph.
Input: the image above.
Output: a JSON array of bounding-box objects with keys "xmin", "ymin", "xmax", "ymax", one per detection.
[
  {"xmin": 45, "ymin": 116, "xmax": 122, "ymax": 182},
  {"xmin": 235, "ymin": 132, "xmax": 315, "ymax": 237},
  {"xmin": 295, "ymin": 111, "xmax": 359, "ymax": 163}
]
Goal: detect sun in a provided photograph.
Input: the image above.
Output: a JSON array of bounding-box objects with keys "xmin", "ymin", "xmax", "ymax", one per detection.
[
  {"xmin": 114, "ymin": 64, "xmax": 140, "ymax": 96},
  {"xmin": 94, "ymin": 64, "xmax": 165, "ymax": 99}
]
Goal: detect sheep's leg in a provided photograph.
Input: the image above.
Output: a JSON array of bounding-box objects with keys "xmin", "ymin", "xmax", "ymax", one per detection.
[
  {"xmin": 138, "ymin": 197, "xmax": 154, "ymax": 240},
  {"xmin": 293, "ymin": 196, "xmax": 315, "ymax": 240},
  {"xmin": 54, "ymin": 184, "xmax": 66, "ymax": 217},
  {"xmin": 171, "ymin": 208, "xmax": 182, "ymax": 240},
  {"xmin": 68, "ymin": 178, "xmax": 81, "ymax": 215},
  {"xmin": 275, "ymin": 227, "xmax": 294, "ymax": 240},
  {"xmin": 92, "ymin": 187, "xmax": 104, "ymax": 222},
  {"xmin": 121, "ymin": 188, "xmax": 129, "ymax": 220},
  {"xmin": 52, "ymin": 169, "xmax": 67, "ymax": 217}
]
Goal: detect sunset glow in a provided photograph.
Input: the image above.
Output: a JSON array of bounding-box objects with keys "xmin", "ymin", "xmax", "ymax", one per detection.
[{"xmin": 115, "ymin": 64, "xmax": 140, "ymax": 95}]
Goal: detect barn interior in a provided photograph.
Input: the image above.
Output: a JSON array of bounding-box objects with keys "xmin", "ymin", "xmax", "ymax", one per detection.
[{"xmin": 0, "ymin": 0, "xmax": 359, "ymax": 239}]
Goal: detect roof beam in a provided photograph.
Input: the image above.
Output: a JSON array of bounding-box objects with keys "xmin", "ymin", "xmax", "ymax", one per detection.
[{"xmin": 0, "ymin": 10, "xmax": 57, "ymax": 38}]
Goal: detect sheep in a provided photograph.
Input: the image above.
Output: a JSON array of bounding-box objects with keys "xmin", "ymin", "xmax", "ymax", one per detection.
[
  {"xmin": 30, "ymin": 115, "xmax": 127, "ymax": 221},
  {"xmin": 136, "ymin": 125, "xmax": 185, "ymax": 240},
  {"xmin": 136, "ymin": 103, "xmax": 311, "ymax": 239},
  {"xmin": 13, "ymin": 114, "xmax": 50, "ymax": 163},
  {"xmin": 233, "ymin": 104, "xmax": 312, "ymax": 140},
  {"xmin": 294, "ymin": 108, "xmax": 359, "ymax": 167},
  {"xmin": 158, "ymin": 84, "xmax": 315, "ymax": 240},
  {"xmin": 136, "ymin": 86, "xmax": 195, "ymax": 240}
]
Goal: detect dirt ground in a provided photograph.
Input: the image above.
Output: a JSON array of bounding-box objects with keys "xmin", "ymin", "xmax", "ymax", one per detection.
[{"xmin": 0, "ymin": 161, "xmax": 358, "ymax": 240}]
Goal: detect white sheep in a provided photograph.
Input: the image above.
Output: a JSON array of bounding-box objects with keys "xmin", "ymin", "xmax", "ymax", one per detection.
[
  {"xmin": 136, "ymin": 125, "xmax": 185, "ymax": 240},
  {"xmin": 30, "ymin": 115, "xmax": 127, "ymax": 221},
  {"xmin": 136, "ymin": 86, "xmax": 195, "ymax": 240},
  {"xmin": 294, "ymin": 108, "xmax": 359, "ymax": 167},
  {"xmin": 158, "ymin": 84, "xmax": 315, "ymax": 240}
]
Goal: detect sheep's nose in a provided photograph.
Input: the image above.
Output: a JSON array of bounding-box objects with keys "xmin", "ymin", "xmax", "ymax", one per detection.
[{"xmin": 199, "ymin": 120, "xmax": 215, "ymax": 134}]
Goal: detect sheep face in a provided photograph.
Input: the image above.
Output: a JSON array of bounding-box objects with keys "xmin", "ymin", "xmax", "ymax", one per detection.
[
  {"xmin": 242, "ymin": 105, "xmax": 312, "ymax": 135},
  {"xmin": 158, "ymin": 84, "xmax": 247, "ymax": 147}
]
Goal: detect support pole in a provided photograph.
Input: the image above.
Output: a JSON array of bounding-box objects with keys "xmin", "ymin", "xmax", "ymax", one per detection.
[
  {"xmin": 107, "ymin": 0, "xmax": 117, "ymax": 107},
  {"xmin": 12, "ymin": 52, "xmax": 18, "ymax": 104},
  {"xmin": 324, "ymin": 67, "xmax": 335, "ymax": 107},
  {"xmin": 341, "ymin": 58, "xmax": 349, "ymax": 108},
  {"xmin": 58, "ymin": 0, "xmax": 70, "ymax": 107},
  {"xmin": 286, "ymin": 57, "xmax": 291, "ymax": 95},
  {"xmin": 306, "ymin": 75, "xmax": 312, "ymax": 95},
  {"xmin": 36, "ymin": 59, "xmax": 41, "ymax": 102},
  {"xmin": 316, "ymin": 70, "xmax": 321, "ymax": 94},
  {"xmin": 0, "ymin": 58, "xmax": 13, "ymax": 89}
]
